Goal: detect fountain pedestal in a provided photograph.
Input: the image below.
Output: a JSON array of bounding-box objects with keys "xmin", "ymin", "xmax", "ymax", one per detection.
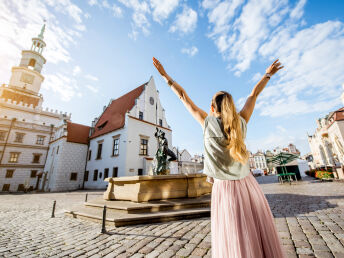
[{"xmin": 104, "ymin": 173, "xmax": 212, "ymax": 202}]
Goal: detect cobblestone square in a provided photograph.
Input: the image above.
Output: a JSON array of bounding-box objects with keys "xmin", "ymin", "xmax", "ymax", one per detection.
[{"xmin": 1, "ymin": 175, "xmax": 344, "ymax": 257}]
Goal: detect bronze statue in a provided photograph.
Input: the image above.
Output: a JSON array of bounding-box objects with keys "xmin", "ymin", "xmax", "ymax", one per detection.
[{"xmin": 153, "ymin": 128, "xmax": 176, "ymax": 175}]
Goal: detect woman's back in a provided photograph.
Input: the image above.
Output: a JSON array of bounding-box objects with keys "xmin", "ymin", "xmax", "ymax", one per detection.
[{"xmin": 203, "ymin": 115, "xmax": 250, "ymax": 180}]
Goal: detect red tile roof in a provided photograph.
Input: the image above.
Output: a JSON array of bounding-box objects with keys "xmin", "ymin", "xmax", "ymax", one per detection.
[
  {"xmin": 67, "ymin": 122, "xmax": 91, "ymax": 144},
  {"xmin": 328, "ymin": 107, "xmax": 344, "ymax": 128},
  {"xmin": 90, "ymin": 82, "xmax": 147, "ymax": 139}
]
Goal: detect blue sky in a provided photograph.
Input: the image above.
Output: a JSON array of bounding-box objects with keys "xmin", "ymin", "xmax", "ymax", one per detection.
[{"xmin": 1, "ymin": 0, "xmax": 344, "ymax": 156}]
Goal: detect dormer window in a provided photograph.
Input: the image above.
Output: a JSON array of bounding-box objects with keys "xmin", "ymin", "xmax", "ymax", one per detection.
[
  {"xmin": 97, "ymin": 121, "xmax": 108, "ymax": 130},
  {"xmin": 139, "ymin": 112, "xmax": 143, "ymax": 120}
]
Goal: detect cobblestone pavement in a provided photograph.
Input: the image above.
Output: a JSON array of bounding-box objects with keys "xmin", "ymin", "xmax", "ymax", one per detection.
[{"xmin": 1, "ymin": 176, "xmax": 344, "ymax": 257}]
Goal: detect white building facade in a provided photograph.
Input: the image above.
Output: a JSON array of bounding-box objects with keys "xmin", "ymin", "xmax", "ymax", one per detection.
[
  {"xmin": 308, "ymin": 107, "xmax": 344, "ymax": 168},
  {"xmin": 42, "ymin": 121, "xmax": 90, "ymax": 192},
  {"xmin": 172, "ymin": 148, "xmax": 203, "ymax": 174},
  {"xmin": 253, "ymin": 151, "xmax": 268, "ymax": 171},
  {"xmin": 0, "ymin": 25, "xmax": 69, "ymax": 192},
  {"xmin": 84, "ymin": 76, "xmax": 176, "ymax": 189}
]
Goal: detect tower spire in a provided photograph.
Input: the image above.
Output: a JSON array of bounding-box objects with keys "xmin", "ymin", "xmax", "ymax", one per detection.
[{"xmin": 38, "ymin": 23, "xmax": 46, "ymax": 39}]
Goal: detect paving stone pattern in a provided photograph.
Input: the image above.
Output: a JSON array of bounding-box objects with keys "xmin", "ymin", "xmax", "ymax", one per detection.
[{"xmin": 1, "ymin": 176, "xmax": 344, "ymax": 257}]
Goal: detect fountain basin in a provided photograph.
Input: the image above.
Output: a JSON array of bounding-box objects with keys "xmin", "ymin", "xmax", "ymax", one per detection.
[{"xmin": 104, "ymin": 173, "xmax": 212, "ymax": 202}]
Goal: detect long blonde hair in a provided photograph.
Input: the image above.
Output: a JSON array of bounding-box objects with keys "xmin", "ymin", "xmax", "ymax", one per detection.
[{"xmin": 212, "ymin": 91, "xmax": 249, "ymax": 164}]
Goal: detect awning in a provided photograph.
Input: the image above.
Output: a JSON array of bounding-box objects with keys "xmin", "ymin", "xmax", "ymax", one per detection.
[{"xmin": 266, "ymin": 152, "xmax": 299, "ymax": 166}]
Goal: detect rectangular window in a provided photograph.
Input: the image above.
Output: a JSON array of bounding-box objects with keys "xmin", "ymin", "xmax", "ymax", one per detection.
[
  {"xmin": 104, "ymin": 168, "xmax": 109, "ymax": 179},
  {"xmin": 30, "ymin": 170, "xmax": 37, "ymax": 178},
  {"xmin": 88, "ymin": 150, "xmax": 92, "ymax": 161},
  {"xmin": 17, "ymin": 184, "xmax": 25, "ymax": 191},
  {"xmin": 84, "ymin": 171, "xmax": 89, "ymax": 182},
  {"xmin": 9, "ymin": 152, "xmax": 20, "ymax": 163},
  {"xmin": 0, "ymin": 131, "xmax": 6, "ymax": 141},
  {"xmin": 2, "ymin": 184, "xmax": 10, "ymax": 191},
  {"xmin": 93, "ymin": 170, "xmax": 98, "ymax": 181},
  {"xmin": 36, "ymin": 135, "xmax": 45, "ymax": 145},
  {"xmin": 96, "ymin": 143, "xmax": 102, "ymax": 159},
  {"xmin": 113, "ymin": 138, "xmax": 119, "ymax": 156},
  {"xmin": 14, "ymin": 132, "xmax": 25, "ymax": 143},
  {"xmin": 138, "ymin": 168, "xmax": 143, "ymax": 175},
  {"xmin": 6, "ymin": 170, "xmax": 14, "ymax": 178},
  {"xmin": 159, "ymin": 119, "xmax": 162, "ymax": 126},
  {"xmin": 112, "ymin": 167, "xmax": 118, "ymax": 177},
  {"xmin": 56, "ymin": 146, "xmax": 59, "ymax": 154},
  {"xmin": 70, "ymin": 172, "xmax": 77, "ymax": 181},
  {"xmin": 32, "ymin": 154, "xmax": 41, "ymax": 163},
  {"xmin": 139, "ymin": 111, "xmax": 143, "ymax": 120},
  {"xmin": 140, "ymin": 139, "xmax": 148, "ymax": 155}
]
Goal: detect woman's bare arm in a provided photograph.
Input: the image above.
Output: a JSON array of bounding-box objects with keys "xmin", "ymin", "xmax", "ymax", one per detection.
[
  {"xmin": 153, "ymin": 57, "xmax": 208, "ymax": 127},
  {"xmin": 239, "ymin": 59, "xmax": 284, "ymax": 123}
]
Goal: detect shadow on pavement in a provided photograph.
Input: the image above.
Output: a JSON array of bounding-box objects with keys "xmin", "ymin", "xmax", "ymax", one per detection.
[{"xmin": 265, "ymin": 193, "xmax": 344, "ymax": 217}]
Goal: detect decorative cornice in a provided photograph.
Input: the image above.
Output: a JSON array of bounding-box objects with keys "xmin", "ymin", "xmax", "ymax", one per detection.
[
  {"xmin": 0, "ymin": 125, "xmax": 52, "ymax": 135},
  {"xmin": 0, "ymin": 104, "xmax": 63, "ymax": 119},
  {"xmin": 12, "ymin": 65, "xmax": 45, "ymax": 79},
  {"xmin": 0, "ymin": 164, "xmax": 44, "ymax": 168},
  {"xmin": 0, "ymin": 143, "xmax": 48, "ymax": 149}
]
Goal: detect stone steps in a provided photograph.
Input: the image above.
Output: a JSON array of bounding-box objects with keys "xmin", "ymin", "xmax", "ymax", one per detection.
[
  {"xmin": 65, "ymin": 207, "xmax": 210, "ymax": 227},
  {"xmin": 84, "ymin": 194, "xmax": 211, "ymax": 214},
  {"xmin": 65, "ymin": 194, "xmax": 211, "ymax": 226}
]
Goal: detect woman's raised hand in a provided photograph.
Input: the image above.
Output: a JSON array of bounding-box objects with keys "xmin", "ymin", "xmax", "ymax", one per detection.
[
  {"xmin": 153, "ymin": 57, "xmax": 168, "ymax": 78},
  {"xmin": 266, "ymin": 59, "xmax": 284, "ymax": 76}
]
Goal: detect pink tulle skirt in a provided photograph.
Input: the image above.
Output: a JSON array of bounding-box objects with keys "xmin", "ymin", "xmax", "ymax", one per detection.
[{"xmin": 211, "ymin": 173, "xmax": 286, "ymax": 258}]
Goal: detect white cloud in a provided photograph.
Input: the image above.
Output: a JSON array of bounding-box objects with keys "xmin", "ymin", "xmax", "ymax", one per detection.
[
  {"xmin": 150, "ymin": 0, "xmax": 180, "ymax": 23},
  {"xmin": 257, "ymin": 21, "xmax": 344, "ymax": 117},
  {"xmin": 236, "ymin": 97, "xmax": 246, "ymax": 110},
  {"xmin": 290, "ymin": 0, "xmax": 307, "ymax": 20},
  {"xmin": 118, "ymin": 0, "xmax": 151, "ymax": 40},
  {"xmin": 86, "ymin": 85, "xmax": 99, "ymax": 93},
  {"xmin": 43, "ymin": 73, "xmax": 80, "ymax": 102},
  {"xmin": 204, "ymin": 0, "xmax": 289, "ymax": 74},
  {"xmin": 202, "ymin": 0, "xmax": 220, "ymax": 9},
  {"xmin": 85, "ymin": 74, "xmax": 99, "ymax": 81},
  {"xmin": 203, "ymin": 0, "xmax": 344, "ymax": 119},
  {"xmin": 251, "ymin": 72, "xmax": 262, "ymax": 82},
  {"xmin": 276, "ymin": 125, "xmax": 287, "ymax": 133},
  {"xmin": 89, "ymin": 0, "xmax": 123, "ymax": 17},
  {"xmin": 112, "ymin": 4, "xmax": 123, "ymax": 17},
  {"xmin": 181, "ymin": 46, "xmax": 198, "ymax": 56},
  {"xmin": 169, "ymin": 5, "xmax": 197, "ymax": 34},
  {"xmin": 72, "ymin": 65, "xmax": 81, "ymax": 76},
  {"xmin": 0, "ymin": 0, "xmax": 87, "ymax": 103},
  {"xmin": 88, "ymin": 0, "xmax": 98, "ymax": 6}
]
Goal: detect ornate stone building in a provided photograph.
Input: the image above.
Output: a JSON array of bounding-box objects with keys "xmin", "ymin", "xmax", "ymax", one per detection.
[
  {"xmin": 308, "ymin": 107, "xmax": 344, "ymax": 168},
  {"xmin": 0, "ymin": 25, "xmax": 70, "ymax": 192},
  {"xmin": 252, "ymin": 151, "xmax": 268, "ymax": 171}
]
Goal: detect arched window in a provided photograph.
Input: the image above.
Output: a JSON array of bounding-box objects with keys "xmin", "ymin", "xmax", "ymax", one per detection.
[{"xmin": 28, "ymin": 59, "xmax": 36, "ymax": 69}]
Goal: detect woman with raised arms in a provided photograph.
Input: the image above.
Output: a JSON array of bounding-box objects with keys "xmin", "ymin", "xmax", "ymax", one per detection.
[{"xmin": 153, "ymin": 57, "xmax": 285, "ymax": 258}]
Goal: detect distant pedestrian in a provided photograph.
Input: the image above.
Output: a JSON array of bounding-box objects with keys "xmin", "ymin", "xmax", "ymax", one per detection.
[{"xmin": 153, "ymin": 57, "xmax": 285, "ymax": 257}]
